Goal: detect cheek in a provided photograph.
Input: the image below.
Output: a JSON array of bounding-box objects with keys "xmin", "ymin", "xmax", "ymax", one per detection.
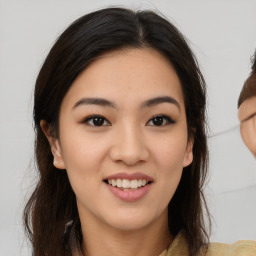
[
  {"xmin": 150, "ymin": 131, "xmax": 188, "ymax": 171},
  {"xmin": 157, "ymin": 143, "xmax": 185, "ymax": 188},
  {"xmin": 149, "ymin": 141, "xmax": 185, "ymax": 213},
  {"xmin": 59, "ymin": 130, "xmax": 110, "ymax": 192},
  {"xmin": 148, "ymin": 131, "xmax": 188, "ymax": 197},
  {"xmin": 61, "ymin": 128, "xmax": 108, "ymax": 167},
  {"xmin": 60, "ymin": 140, "xmax": 107, "ymax": 210}
]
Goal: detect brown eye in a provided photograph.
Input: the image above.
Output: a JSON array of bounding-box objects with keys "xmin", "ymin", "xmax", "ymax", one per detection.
[
  {"xmin": 92, "ymin": 117, "xmax": 104, "ymax": 126},
  {"xmin": 83, "ymin": 115, "xmax": 110, "ymax": 126},
  {"xmin": 152, "ymin": 117, "xmax": 164, "ymax": 126},
  {"xmin": 147, "ymin": 115, "xmax": 175, "ymax": 126}
]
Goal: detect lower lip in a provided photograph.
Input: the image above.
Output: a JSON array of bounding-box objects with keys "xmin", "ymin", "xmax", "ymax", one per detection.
[{"xmin": 105, "ymin": 183, "xmax": 152, "ymax": 202}]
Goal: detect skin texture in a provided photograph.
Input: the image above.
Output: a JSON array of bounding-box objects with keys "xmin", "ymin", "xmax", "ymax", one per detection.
[
  {"xmin": 238, "ymin": 96, "xmax": 256, "ymax": 157},
  {"xmin": 41, "ymin": 48, "xmax": 193, "ymax": 256}
]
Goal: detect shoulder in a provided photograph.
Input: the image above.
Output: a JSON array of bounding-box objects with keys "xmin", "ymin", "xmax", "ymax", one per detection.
[{"xmin": 201, "ymin": 240, "xmax": 256, "ymax": 256}]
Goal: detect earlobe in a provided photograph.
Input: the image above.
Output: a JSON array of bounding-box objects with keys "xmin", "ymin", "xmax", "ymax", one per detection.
[
  {"xmin": 183, "ymin": 139, "xmax": 194, "ymax": 167},
  {"xmin": 40, "ymin": 120, "xmax": 66, "ymax": 169}
]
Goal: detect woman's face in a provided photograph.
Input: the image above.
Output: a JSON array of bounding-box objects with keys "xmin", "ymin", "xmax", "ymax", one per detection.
[{"xmin": 48, "ymin": 48, "xmax": 193, "ymax": 231}]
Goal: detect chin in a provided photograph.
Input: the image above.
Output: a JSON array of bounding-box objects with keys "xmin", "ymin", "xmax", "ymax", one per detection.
[
  {"xmin": 103, "ymin": 210, "xmax": 154, "ymax": 231},
  {"xmin": 107, "ymin": 220, "xmax": 150, "ymax": 232}
]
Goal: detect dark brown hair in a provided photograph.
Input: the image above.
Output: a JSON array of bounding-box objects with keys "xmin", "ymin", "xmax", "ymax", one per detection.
[
  {"xmin": 238, "ymin": 51, "xmax": 256, "ymax": 107},
  {"xmin": 24, "ymin": 7, "xmax": 210, "ymax": 256}
]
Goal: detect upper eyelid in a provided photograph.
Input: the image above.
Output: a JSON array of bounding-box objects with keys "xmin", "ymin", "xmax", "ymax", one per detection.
[
  {"xmin": 82, "ymin": 115, "xmax": 111, "ymax": 124},
  {"xmin": 146, "ymin": 114, "xmax": 175, "ymax": 125},
  {"xmin": 83, "ymin": 114, "xmax": 107, "ymax": 120},
  {"xmin": 149, "ymin": 114, "xmax": 174, "ymax": 121}
]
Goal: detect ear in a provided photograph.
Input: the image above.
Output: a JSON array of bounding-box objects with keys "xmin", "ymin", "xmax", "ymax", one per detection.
[
  {"xmin": 183, "ymin": 137, "xmax": 194, "ymax": 167},
  {"xmin": 40, "ymin": 120, "xmax": 66, "ymax": 169}
]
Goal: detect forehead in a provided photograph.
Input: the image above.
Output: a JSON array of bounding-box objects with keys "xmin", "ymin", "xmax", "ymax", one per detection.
[{"xmin": 62, "ymin": 47, "xmax": 185, "ymax": 110}]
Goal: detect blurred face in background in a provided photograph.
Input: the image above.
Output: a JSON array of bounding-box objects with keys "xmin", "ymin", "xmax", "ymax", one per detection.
[{"xmin": 238, "ymin": 96, "xmax": 256, "ymax": 157}]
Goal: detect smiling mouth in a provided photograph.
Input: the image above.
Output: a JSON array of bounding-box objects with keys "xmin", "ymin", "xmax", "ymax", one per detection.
[{"xmin": 104, "ymin": 179, "xmax": 152, "ymax": 191}]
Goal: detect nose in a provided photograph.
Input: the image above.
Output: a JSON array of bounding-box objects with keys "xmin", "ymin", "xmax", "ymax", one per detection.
[{"xmin": 109, "ymin": 124, "xmax": 150, "ymax": 166}]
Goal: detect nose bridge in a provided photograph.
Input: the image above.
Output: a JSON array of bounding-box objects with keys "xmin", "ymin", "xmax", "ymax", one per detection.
[{"xmin": 109, "ymin": 120, "xmax": 149, "ymax": 165}]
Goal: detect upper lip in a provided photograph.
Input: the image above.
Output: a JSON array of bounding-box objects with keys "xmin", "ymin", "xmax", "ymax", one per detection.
[{"xmin": 104, "ymin": 172, "xmax": 154, "ymax": 182}]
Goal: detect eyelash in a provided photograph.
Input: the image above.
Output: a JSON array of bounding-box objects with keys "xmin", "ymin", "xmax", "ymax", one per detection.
[
  {"xmin": 82, "ymin": 115, "xmax": 111, "ymax": 127},
  {"xmin": 146, "ymin": 115, "xmax": 175, "ymax": 126},
  {"xmin": 82, "ymin": 114, "xmax": 175, "ymax": 127}
]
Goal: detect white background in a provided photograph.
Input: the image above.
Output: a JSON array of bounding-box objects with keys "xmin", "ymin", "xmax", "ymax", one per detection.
[{"xmin": 1, "ymin": 0, "xmax": 256, "ymax": 255}]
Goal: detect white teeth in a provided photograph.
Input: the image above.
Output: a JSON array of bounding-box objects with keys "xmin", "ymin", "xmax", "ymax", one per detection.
[
  {"xmin": 122, "ymin": 179, "xmax": 130, "ymax": 188},
  {"xmin": 107, "ymin": 179, "xmax": 149, "ymax": 189},
  {"xmin": 116, "ymin": 179, "xmax": 122, "ymax": 188},
  {"xmin": 130, "ymin": 180, "xmax": 138, "ymax": 189},
  {"xmin": 111, "ymin": 179, "xmax": 116, "ymax": 186}
]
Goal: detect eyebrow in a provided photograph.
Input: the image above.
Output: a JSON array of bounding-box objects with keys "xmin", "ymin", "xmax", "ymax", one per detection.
[
  {"xmin": 141, "ymin": 96, "xmax": 180, "ymax": 111},
  {"xmin": 72, "ymin": 97, "xmax": 117, "ymax": 109},
  {"xmin": 241, "ymin": 112, "xmax": 256, "ymax": 123},
  {"xmin": 72, "ymin": 96, "xmax": 180, "ymax": 111}
]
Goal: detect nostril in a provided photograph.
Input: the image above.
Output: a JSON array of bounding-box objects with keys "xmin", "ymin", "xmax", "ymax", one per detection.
[{"xmin": 109, "ymin": 140, "xmax": 149, "ymax": 165}]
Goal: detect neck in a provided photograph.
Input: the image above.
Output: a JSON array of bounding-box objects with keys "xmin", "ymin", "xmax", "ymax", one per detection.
[{"xmin": 80, "ymin": 211, "xmax": 172, "ymax": 256}]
